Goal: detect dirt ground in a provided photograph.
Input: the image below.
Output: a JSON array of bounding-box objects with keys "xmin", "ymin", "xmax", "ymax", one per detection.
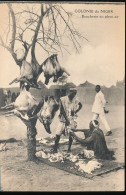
[{"xmin": 0, "ymin": 104, "xmax": 125, "ymax": 191}]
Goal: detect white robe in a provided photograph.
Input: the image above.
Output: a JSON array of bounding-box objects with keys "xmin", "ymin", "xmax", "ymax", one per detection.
[{"xmin": 92, "ymin": 91, "xmax": 106, "ymax": 115}]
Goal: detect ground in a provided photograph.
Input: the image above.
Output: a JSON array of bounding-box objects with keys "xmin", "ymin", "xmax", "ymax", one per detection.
[{"xmin": 0, "ymin": 104, "xmax": 125, "ymax": 191}]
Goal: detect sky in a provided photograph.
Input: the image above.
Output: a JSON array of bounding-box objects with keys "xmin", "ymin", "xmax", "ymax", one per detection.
[{"xmin": 0, "ymin": 2, "xmax": 125, "ymax": 88}]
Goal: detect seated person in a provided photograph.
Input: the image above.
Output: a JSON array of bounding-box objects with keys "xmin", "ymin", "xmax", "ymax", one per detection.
[{"xmin": 71, "ymin": 120, "xmax": 115, "ymax": 160}]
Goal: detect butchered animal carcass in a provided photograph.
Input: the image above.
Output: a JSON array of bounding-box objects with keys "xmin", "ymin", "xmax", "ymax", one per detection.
[
  {"xmin": 42, "ymin": 54, "xmax": 70, "ymax": 85},
  {"xmin": 9, "ymin": 49, "xmax": 39, "ymax": 88},
  {"xmin": 10, "ymin": 50, "xmax": 70, "ymax": 87},
  {"xmin": 1, "ymin": 84, "xmax": 39, "ymax": 120},
  {"xmin": 38, "ymin": 96, "xmax": 59, "ymax": 134},
  {"xmin": 9, "ymin": 60, "xmax": 39, "ymax": 88}
]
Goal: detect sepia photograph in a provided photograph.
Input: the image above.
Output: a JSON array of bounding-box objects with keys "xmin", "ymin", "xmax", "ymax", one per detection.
[{"xmin": 0, "ymin": 1, "xmax": 125, "ymax": 192}]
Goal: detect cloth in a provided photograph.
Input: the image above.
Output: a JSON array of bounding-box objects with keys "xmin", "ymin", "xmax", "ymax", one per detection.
[
  {"xmin": 56, "ymin": 95, "xmax": 79, "ymax": 136},
  {"xmin": 92, "ymin": 91, "xmax": 110, "ymax": 132},
  {"xmin": 56, "ymin": 117, "xmax": 77, "ymax": 136},
  {"xmin": 56, "ymin": 121, "xmax": 66, "ymax": 136},
  {"xmin": 92, "ymin": 91, "xmax": 106, "ymax": 115},
  {"xmin": 92, "ymin": 113, "xmax": 110, "ymax": 132},
  {"xmin": 79, "ymin": 128, "xmax": 114, "ymax": 160},
  {"xmin": 59, "ymin": 96, "xmax": 80, "ymax": 123}
]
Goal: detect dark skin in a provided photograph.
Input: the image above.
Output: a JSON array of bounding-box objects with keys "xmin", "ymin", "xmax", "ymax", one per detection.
[
  {"xmin": 53, "ymin": 90, "xmax": 82, "ymax": 153},
  {"xmin": 70, "ymin": 121, "xmax": 98, "ymax": 144},
  {"xmin": 95, "ymin": 85, "xmax": 108, "ymax": 114},
  {"xmin": 70, "ymin": 125, "xmax": 114, "ymax": 160},
  {"xmin": 70, "ymin": 121, "xmax": 95, "ymax": 151},
  {"xmin": 95, "ymin": 85, "xmax": 109, "ymax": 114},
  {"xmin": 95, "ymin": 85, "xmax": 101, "ymax": 93},
  {"xmin": 70, "ymin": 131, "xmax": 93, "ymax": 144}
]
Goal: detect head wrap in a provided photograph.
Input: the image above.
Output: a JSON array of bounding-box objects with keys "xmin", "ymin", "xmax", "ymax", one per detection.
[
  {"xmin": 69, "ymin": 88, "xmax": 77, "ymax": 91},
  {"xmin": 92, "ymin": 120, "xmax": 99, "ymax": 128}
]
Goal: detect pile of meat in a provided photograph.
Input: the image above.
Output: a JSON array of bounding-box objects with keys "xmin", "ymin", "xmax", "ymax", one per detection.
[{"xmin": 35, "ymin": 149, "xmax": 103, "ymax": 174}]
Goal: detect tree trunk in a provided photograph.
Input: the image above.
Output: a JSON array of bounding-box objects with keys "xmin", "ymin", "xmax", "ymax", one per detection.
[
  {"xmin": 25, "ymin": 118, "xmax": 37, "ymax": 161},
  {"xmin": 17, "ymin": 99, "xmax": 44, "ymax": 161},
  {"xmin": 27, "ymin": 126, "xmax": 37, "ymax": 161}
]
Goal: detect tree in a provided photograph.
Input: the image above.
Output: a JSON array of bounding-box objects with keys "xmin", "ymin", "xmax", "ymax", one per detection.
[{"xmin": 0, "ymin": 3, "xmax": 86, "ymax": 161}]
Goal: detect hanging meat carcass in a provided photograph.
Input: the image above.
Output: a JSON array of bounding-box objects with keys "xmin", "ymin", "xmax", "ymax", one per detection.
[
  {"xmin": 9, "ymin": 49, "xmax": 39, "ymax": 88},
  {"xmin": 42, "ymin": 54, "xmax": 70, "ymax": 85},
  {"xmin": 10, "ymin": 50, "xmax": 70, "ymax": 87},
  {"xmin": 38, "ymin": 96, "xmax": 59, "ymax": 134},
  {"xmin": 52, "ymin": 54, "xmax": 70, "ymax": 82},
  {"xmin": 42, "ymin": 55, "xmax": 55, "ymax": 85},
  {"xmin": 0, "ymin": 83, "xmax": 39, "ymax": 120},
  {"xmin": 9, "ymin": 60, "xmax": 39, "ymax": 88}
]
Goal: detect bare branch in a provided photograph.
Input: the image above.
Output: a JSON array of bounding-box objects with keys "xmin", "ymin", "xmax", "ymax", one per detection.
[
  {"xmin": 53, "ymin": 6, "xmax": 81, "ymax": 52},
  {"xmin": 37, "ymin": 38, "xmax": 60, "ymax": 52},
  {"xmin": 31, "ymin": 4, "xmax": 53, "ymax": 66},
  {"xmin": 7, "ymin": 4, "xmax": 16, "ymax": 52},
  {"xmin": 37, "ymin": 42, "xmax": 50, "ymax": 55},
  {"xmin": 31, "ymin": 4, "xmax": 44, "ymax": 66},
  {"xmin": 59, "ymin": 6, "xmax": 89, "ymax": 42},
  {"xmin": 41, "ymin": 20, "xmax": 45, "ymax": 43},
  {"xmin": 50, "ymin": 7, "xmax": 57, "ymax": 41},
  {"xmin": 15, "ymin": 10, "xmax": 39, "ymax": 18},
  {"xmin": 0, "ymin": 35, "xmax": 10, "ymax": 51},
  {"xmin": 6, "ymin": 10, "xmax": 11, "ymax": 45},
  {"xmin": 48, "ymin": 11, "xmax": 59, "ymax": 33}
]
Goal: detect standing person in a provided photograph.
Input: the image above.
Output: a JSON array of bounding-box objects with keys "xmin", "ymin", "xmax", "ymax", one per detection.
[
  {"xmin": 92, "ymin": 85, "xmax": 112, "ymax": 136},
  {"xmin": 52, "ymin": 88, "xmax": 82, "ymax": 153}
]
